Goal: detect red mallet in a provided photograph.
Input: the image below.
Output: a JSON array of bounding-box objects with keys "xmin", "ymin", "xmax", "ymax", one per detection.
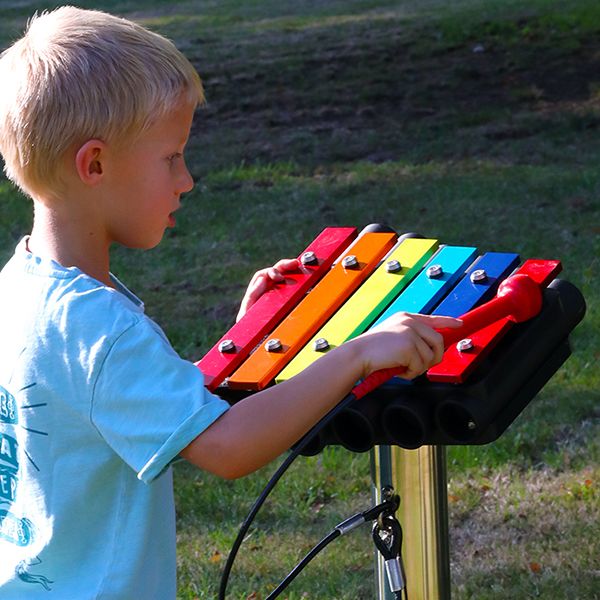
[
  {"xmin": 435, "ymin": 273, "xmax": 543, "ymax": 348},
  {"xmin": 352, "ymin": 273, "xmax": 543, "ymax": 400}
]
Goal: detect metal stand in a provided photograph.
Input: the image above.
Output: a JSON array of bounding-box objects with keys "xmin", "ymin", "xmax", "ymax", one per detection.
[{"xmin": 371, "ymin": 445, "xmax": 450, "ymax": 600}]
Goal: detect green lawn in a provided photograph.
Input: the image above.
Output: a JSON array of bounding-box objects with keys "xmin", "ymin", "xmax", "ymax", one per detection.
[{"xmin": 0, "ymin": 0, "xmax": 598, "ymax": 598}]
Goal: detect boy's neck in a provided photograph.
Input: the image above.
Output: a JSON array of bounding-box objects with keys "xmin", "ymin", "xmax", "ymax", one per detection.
[{"xmin": 29, "ymin": 199, "xmax": 113, "ymax": 288}]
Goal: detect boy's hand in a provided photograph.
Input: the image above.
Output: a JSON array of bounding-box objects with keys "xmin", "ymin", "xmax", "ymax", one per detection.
[
  {"xmin": 356, "ymin": 312, "xmax": 463, "ymax": 380},
  {"xmin": 236, "ymin": 258, "xmax": 301, "ymax": 321}
]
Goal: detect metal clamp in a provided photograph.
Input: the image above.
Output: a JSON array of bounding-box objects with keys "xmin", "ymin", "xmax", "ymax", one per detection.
[{"xmin": 372, "ymin": 488, "xmax": 406, "ymax": 594}]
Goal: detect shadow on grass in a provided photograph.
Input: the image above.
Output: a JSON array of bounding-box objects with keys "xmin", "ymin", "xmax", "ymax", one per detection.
[{"xmin": 183, "ymin": 4, "xmax": 600, "ymax": 172}]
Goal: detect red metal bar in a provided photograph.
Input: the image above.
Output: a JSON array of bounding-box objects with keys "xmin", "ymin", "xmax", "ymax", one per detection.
[
  {"xmin": 196, "ymin": 227, "xmax": 357, "ymax": 391},
  {"xmin": 427, "ymin": 259, "xmax": 561, "ymax": 384}
]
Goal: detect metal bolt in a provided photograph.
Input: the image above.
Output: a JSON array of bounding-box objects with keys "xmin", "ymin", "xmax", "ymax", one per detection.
[
  {"xmin": 301, "ymin": 251, "xmax": 318, "ymax": 266},
  {"xmin": 470, "ymin": 268, "xmax": 487, "ymax": 283},
  {"xmin": 467, "ymin": 420, "xmax": 477, "ymax": 430},
  {"xmin": 426, "ymin": 264, "xmax": 443, "ymax": 278},
  {"xmin": 218, "ymin": 339, "xmax": 236, "ymax": 353},
  {"xmin": 342, "ymin": 254, "xmax": 359, "ymax": 269},
  {"xmin": 456, "ymin": 338, "xmax": 474, "ymax": 352},
  {"xmin": 386, "ymin": 259, "xmax": 402, "ymax": 273},
  {"xmin": 313, "ymin": 337, "xmax": 330, "ymax": 352},
  {"xmin": 265, "ymin": 338, "xmax": 282, "ymax": 352}
]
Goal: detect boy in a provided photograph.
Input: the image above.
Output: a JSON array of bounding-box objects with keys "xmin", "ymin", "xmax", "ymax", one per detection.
[{"xmin": 0, "ymin": 6, "xmax": 460, "ymax": 598}]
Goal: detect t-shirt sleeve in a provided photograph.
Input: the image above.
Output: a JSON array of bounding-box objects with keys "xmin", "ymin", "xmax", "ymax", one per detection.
[{"xmin": 91, "ymin": 316, "xmax": 230, "ymax": 483}]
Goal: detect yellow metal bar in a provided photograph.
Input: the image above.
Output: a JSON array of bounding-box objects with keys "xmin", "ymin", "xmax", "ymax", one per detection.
[{"xmin": 276, "ymin": 238, "xmax": 438, "ymax": 383}]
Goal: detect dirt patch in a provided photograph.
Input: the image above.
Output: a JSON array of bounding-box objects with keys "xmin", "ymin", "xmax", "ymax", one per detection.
[{"xmin": 189, "ymin": 17, "xmax": 600, "ymax": 168}]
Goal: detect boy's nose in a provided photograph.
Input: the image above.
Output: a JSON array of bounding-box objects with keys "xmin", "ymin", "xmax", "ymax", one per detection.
[{"xmin": 177, "ymin": 162, "xmax": 194, "ymax": 194}]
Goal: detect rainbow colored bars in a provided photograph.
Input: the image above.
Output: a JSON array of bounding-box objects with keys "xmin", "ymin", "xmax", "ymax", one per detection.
[{"xmin": 198, "ymin": 224, "xmax": 559, "ymax": 389}]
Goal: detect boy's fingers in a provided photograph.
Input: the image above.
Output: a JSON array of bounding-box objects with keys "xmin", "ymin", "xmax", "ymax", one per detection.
[
  {"xmin": 266, "ymin": 268, "xmax": 283, "ymax": 282},
  {"xmin": 376, "ymin": 313, "xmax": 444, "ymax": 358},
  {"xmin": 408, "ymin": 319, "xmax": 446, "ymax": 361},
  {"xmin": 415, "ymin": 335, "xmax": 436, "ymax": 368},
  {"xmin": 237, "ymin": 275, "xmax": 267, "ymax": 321},
  {"xmin": 272, "ymin": 258, "xmax": 301, "ymax": 274},
  {"xmin": 410, "ymin": 313, "xmax": 463, "ymax": 328},
  {"xmin": 391, "ymin": 313, "xmax": 463, "ymax": 361},
  {"xmin": 262, "ymin": 259, "xmax": 301, "ymax": 283},
  {"xmin": 236, "ymin": 259, "xmax": 300, "ymax": 321},
  {"xmin": 379, "ymin": 312, "xmax": 453, "ymax": 368},
  {"xmin": 400, "ymin": 336, "xmax": 433, "ymax": 379}
]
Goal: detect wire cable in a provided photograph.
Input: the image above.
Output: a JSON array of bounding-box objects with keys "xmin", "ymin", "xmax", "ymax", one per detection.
[
  {"xmin": 265, "ymin": 498, "xmax": 400, "ymax": 599},
  {"xmin": 218, "ymin": 389, "xmax": 361, "ymax": 600},
  {"xmin": 265, "ymin": 529, "xmax": 339, "ymax": 599}
]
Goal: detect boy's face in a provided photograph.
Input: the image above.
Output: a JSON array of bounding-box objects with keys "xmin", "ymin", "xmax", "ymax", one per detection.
[{"xmin": 101, "ymin": 99, "xmax": 196, "ymax": 250}]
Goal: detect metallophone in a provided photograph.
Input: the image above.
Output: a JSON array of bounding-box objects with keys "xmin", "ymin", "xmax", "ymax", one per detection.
[
  {"xmin": 196, "ymin": 225, "xmax": 586, "ymax": 600},
  {"xmin": 197, "ymin": 224, "xmax": 585, "ymax": 453}
]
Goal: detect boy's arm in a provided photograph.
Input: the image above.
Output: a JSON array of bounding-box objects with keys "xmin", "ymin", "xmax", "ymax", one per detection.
[{"xmin": 181, "ymin": 313, "xmax": 461, "ymax": 479}]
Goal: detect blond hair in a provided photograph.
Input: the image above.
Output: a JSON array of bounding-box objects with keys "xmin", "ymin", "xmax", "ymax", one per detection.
[{"xmin": 0, "ymin": 5, "xmax": 204, "ymax": 198}]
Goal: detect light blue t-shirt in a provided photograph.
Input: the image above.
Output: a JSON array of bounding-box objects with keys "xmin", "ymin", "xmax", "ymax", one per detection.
[{"xmin": 0, "ymin": 239, "xmax": 230, "ymax": 598}]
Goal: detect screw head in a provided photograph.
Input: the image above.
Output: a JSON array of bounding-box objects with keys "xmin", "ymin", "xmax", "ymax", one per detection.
[
  {"xmin": 470, "ymin": 268, "xmax": 487, "ymax": 283},
  {"xmin": 386, "ymin": 259, "xmax": 402, "ymax": 273},
  {"xmin": 301, "ymin": 251, "xmax": 318, "ymax": 266},
  {"xmin": 456, "ymin": 338, "xmax": 474, "ymax": 352},
  {"xmin": 426, "ymin": 264, "xmax": 443, "ymax": 278},
  {"xmin": 342, "ymin": 254, "xmax": 359, "ymax": 269},
  {"xmin": 218, "ymin": 339, "xmax": 236, "ymax": 353},
  {"xmin": 265, "ymin": 338, "xmax": 282, "ymax": 352},
  {"xmin": 467, "ymin": 420, "xmax": 477, "ymax": 430},
  {"xmin": 313, "ymin": 337, "xmax": 330, "ymax": 352}
]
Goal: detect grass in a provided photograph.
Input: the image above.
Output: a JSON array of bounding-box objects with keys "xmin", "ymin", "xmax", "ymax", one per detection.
[{"xmin": 0, "ymin": 0, "xmax": 599, "ymax": 598}]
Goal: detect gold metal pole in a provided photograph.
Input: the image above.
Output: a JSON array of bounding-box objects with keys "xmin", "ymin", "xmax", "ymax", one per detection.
[{"xmin": 371, "ymin": 445, "xmax": 451, "ymax": 600}]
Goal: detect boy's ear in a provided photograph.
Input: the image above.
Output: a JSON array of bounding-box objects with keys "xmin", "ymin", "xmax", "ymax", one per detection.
[{"xmin": 74, "ymin": 139, "xmax": 107, "ymax": 186}]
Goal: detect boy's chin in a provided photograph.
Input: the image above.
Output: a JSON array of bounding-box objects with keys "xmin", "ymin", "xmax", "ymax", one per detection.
[{"xmin": 116, "ymin": 234, "xmax": 165, "ymax": 251}]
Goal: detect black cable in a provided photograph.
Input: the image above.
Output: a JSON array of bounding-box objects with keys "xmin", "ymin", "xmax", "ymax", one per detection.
[
  {"xmin": 265, "ymin": 499, "xmax": 399, "ymax": 599},
  {"xmin": 218, "ymin": 390, "xmax": 359, "ymax": 600},
  {"xmin": 265, "ymin": 529, "xmax": 340, "ymax": 599}
]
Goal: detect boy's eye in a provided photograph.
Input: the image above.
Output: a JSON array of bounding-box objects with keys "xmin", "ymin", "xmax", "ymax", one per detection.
[{"xmin": 167, "ymin": 153, "xmax": 183, "ymax": 163}]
